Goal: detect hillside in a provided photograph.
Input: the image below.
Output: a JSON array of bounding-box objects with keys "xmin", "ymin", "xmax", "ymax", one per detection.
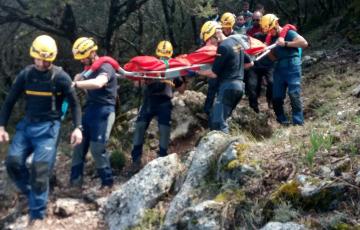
[{"xmin": 1, "ymin": 17, "xmax": 360, "ymax": 230}]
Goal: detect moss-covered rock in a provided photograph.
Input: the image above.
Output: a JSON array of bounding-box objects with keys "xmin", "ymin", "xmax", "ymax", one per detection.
[
  {"xmin": 216, "ymin": 140, "xmax": 258, "ymax": 185},
  {"xmin": 263, "ymin": 175, "xmax": 349, "ymax": 222},
  {"xmin": 225, "ymin": 159, "xmax": 242, "ymax": 171},
  {"xmin": 270, "ymin": 180, "xmax": 302, "ymax": 203},
  {"xmin": 177, "ymin": 200, "xmax": 228, "ymax": 230},
  {"xmin": 132, "ymin": 209, "xmax": 164, "ymax": 230},
  {"xmin": 223, "ymin": 143, "xmax": 249, "ymax": 171}
]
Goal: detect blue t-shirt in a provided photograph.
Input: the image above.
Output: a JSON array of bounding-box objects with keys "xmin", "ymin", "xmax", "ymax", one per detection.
[
  {"xmin": 86, "ymin": 63, "xmax": 117, "ymax": 106},
  {"xmin": 273, "ymin": 30, "xmax": 301, "ymax": 61},
  {"xmin": 212, "ymin": 37, "xmax": 251, "ymax": 81}
]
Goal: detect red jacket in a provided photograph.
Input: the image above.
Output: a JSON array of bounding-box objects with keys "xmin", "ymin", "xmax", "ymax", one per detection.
[{"xmin": 246, "ymin": 26, "xmax": 262, "ymax": 37}]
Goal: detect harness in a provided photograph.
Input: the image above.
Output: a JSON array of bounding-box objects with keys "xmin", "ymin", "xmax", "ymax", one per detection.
[{"xmin": 24, "ymin": 65, "xmax": 62, "ymax": 112}]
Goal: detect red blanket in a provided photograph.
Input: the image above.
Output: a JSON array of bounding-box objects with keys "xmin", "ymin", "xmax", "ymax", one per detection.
[
  {"xmin": 124, "ymin": 44, "xmax": 217, "ymax": 72},
  {"xmin": 83, "ymin": 36, "xmax": 267, "ymax": 79}
]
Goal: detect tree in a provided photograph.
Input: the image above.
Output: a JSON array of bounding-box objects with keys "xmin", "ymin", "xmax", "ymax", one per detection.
[{"xmin": 0, "ymin": 0, "xmax": 150, "ymax": 53}]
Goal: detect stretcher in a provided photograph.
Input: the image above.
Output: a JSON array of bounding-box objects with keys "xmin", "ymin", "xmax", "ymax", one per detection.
[{"xmin": 79, "ymin": 35, "xmax": 277, "ymax": 80}]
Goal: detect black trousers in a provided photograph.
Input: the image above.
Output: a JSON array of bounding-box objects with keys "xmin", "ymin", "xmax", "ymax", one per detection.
[{"xmin": 244, "ymin": 67, "xmax": 273, "ymax": 113}]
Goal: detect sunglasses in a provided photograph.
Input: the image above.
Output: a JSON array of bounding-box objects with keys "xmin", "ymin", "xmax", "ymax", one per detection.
[{"xmin": 253, "ymin": 19, "xmax": 260, "ymax": 22}]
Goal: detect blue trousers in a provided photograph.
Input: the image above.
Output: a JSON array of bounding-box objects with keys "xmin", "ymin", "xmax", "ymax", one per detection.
[
  {"xmin": 204, "ymin": 78, "xmax": 219, "ymax": 115},
  {"xmin": 70, "ymin": 105, "xmax": 115, "ymax": 187},
  {"xmin": 273, "ymin": 64, "xmax": 304, "ymax": 125},
  {"xmin": 131, "ymin": 97, "xmax": 172, "ymax": 162},
  {"xmin": 210, "ymin": 80, "xmax": 244, "ymax": 133},
  {"xmin": 5, "ymin": 118, "xmax": 60, "ymax": 220}
]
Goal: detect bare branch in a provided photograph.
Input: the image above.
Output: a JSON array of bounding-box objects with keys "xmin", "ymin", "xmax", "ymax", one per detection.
[{"xmin": 119, "ymin": 37, "xmax": 142, "ymax": 54}]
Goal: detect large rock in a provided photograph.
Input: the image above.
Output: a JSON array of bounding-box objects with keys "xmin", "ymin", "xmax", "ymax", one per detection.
[
  {"xmin": 297, "ymin": 174, "xmax": 347, "ymax": 210},
  {"xmin": 173, "ymin": 150, "xmax": 196, "ymax": 193},
  {"xmin": 261, "ymin": 222, "xmax": 307, "ymax": 230},
  {"xmin": 174, "ymin": 90, "xmax": 206, "ymax": 115},
  {"xmin": 118, "ymin": 90, "xmax": 206, "ymax": 148},
  {"xmin": 170, "ymin": 90, "xmax": 206, "ymax": 140},
  {"xmin": 162, "ymin": 131, "xmax": 234, "ymax": 229},
  {"xmin": 103, "ymin": 154, "xmax": 182, "ymax": 230},
  {"xmin": 267, "ymin": 175, "xmax": 348, "ymax": 213},
  {"xmin": 177, "ymin": 201, "xmax": 226, "ymax": 230}
]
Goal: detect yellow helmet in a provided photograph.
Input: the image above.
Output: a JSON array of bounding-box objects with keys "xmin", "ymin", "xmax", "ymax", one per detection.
[
  {"xmin": 156, "ymin": 40, "xmax": 173, "ymax": 58},
  {"xmin": 220, "ymin": 12, "xmax": 236, "ymax": 28},
  {"xmin": 200, "ymin": 21, "xmax": 221, "ymax": 42},
  {"xmin": 260, "ymin": 14, "xmax": 279, "ymax": 34},
  {"xmin": 29, "ymin": 35, "xmax": 57, "ymax": 62},
  {"xmin": 72, "ymin": 37, "xmax": 98, "ymax": 60}
]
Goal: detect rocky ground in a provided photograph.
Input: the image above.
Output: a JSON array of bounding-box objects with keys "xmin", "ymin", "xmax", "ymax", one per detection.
[{"xmin": 1, "ymin": 26, "xmax": 360, "ymax": 229}]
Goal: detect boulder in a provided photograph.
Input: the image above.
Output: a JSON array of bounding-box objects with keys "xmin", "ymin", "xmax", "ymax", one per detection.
[
  {"xmin": 177, "ymin": 201, "xmax": 226, "ymax": 230},
  {"xmin": 267, "ymin": 175, "xmax": 348, "ymax": 212},
  {"xmin": 261, "ymin": 222, "xmax": 307, "ymax": 230},
  {"xmin": 162, "ymin": 131, "xmax": 234, "ymax": 229},
  {"xmin": 118, "ymin": 90, "xmax": 206, "ymax": 150},
  {"xmin": 103, "ymin": 154, "xmax": 182, "ymax": 230},
  {"xmin": 170, "ymin": 90, "xmax": 206, "ymax": 140},
  {"xmin": 216, "ymin": 141, "xmax": 258, "ymax": 185}
]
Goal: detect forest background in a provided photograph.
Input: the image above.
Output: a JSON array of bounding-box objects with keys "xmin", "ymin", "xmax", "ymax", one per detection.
[{"xmin": 0, "ymin": 0, "xmax": 358, "ymax": 122}]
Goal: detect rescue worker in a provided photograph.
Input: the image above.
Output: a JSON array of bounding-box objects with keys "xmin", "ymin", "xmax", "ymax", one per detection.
[
  {"xmin": 245, "ymin": 11, "xmax": 274, "ymax": 113},
  {"xmin": 129, "ymin": 40, "xmax": 185, "ymax": 174},
  {"xmin": 0, "ymin": 35, "xmax": 83, "ymax": 224},
  {"xmin": 70, "ymin": 37, "xmax": 117, "ymax": 189},
  {"xmin": 203, "ymin": 14, "xmax": 235, "ymax": 118},
  {"xmin": 198, "ymin": 21, "xmax": 254, "ymax": 133},
  {"xmin": 260, "ymin": 14, "xmax": 308, "ymax": 125},
  {"xmin": 220, "ymin": 12, "xmax": 237, "ymax": 37}
]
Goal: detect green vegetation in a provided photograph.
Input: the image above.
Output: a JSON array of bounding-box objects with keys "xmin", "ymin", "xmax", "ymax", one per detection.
[
  {"xmin": 272, "ymin": 201, "xmax": 300, "ymax": 223},
  {"xmin": 270, "ymin": 180, "xmax": 301, "ymax": 203},
  {"xmin": 214, "ymin": 189, "xmax": 245, "ymax": 203},
  {"xmin": 305, "ymin": 131, "xmax": 333, "ymax": 167},
  {"xmin": 132, "ymin": 209, "xmax": 165, "ymax": 230},
  {"xmin": 110, "ymin": 149, "xmax": 126, "ymax": 171}
]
